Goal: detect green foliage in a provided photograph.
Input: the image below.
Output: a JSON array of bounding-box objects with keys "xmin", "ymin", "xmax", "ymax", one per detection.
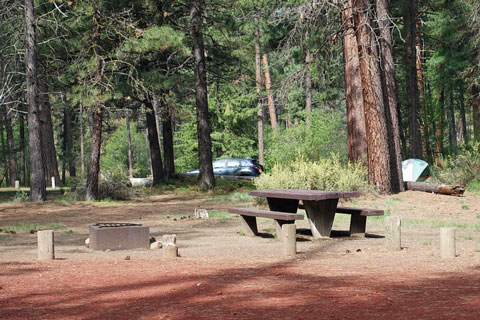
[
  {"xmin": 433, "ymin": 142, "xmax": 480, "ymax": 185},
  {"xmin": 101, "ymin": 121, "xmax": 150, "ymax": 178},
  {"xmin": 98, "ymin": 165, "xmax": 132, "ymax": 201},
  {"xmin": 11, "ymin": 191, "xmax": 29, "ymax": 203},
  {"xmin": 254, "ymin": 156, "xmax": 370, "ymax": 193},
  {"xmin": 264, "ymin": 110, "xmax": 347, "ymax": 170}
]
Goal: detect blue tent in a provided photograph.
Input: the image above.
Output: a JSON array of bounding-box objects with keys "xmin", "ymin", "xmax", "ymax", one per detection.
[{"xmin": 402, "ymin": 159, "xmax": 429, "ymax": 182}]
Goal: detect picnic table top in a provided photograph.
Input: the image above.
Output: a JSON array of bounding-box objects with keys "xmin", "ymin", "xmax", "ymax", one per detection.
[{"xmin": 249, "ymin": 189, "xmax": 360, "ymax": 201}]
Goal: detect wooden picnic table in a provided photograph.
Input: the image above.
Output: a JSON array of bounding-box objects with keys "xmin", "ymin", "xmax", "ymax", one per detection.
[{"xmin": 249, "ymin": 189, "xmax": 360, "ymax": 238}]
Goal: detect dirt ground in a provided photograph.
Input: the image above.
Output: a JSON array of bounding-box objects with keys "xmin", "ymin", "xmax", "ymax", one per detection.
[{"xmin": 1, "ymin": 190, "xmax": 480, "ymax": 319}]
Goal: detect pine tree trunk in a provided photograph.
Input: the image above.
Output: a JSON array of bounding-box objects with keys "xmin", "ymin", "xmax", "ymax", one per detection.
[
  {"xmin": 262, "ymin": 53, "xmax": 277, "ymax": 131},
  {"xmin": 416, "ymin": 18, "xmax": 427, "ymax": 158},
  {"xmin": 19, "ymin": 114, "xmax": 26, "ymax": 185},
  {"xmin": 254, "ymin": 11, "xmax": 264, "ymax": 166},
  {"xmin": 145, "ymin": 100, "xmax": 165, "ymax": 185},
  {"xmin": 5, "ymin": 111, "xmax": 17, "ymax": 187},
  {"xmin": 472, "ymin": 85, "xmax": 480, "ymax": 141},
  {"xmin": 85, "ymin": 5, "xmax": 103, "ymax": 201},
  {"xmin": 354, "ymin": 0, "xmax": 392, "ymax": 194},
  {"xmin": 125, "ymin": 110, "xmax": 134, "ymax": 178},
  {"xmin": 38, "ymin": 82, "xmax": 62, "ymax": 187},
  {"xmin": 459, "ymin": 83, "xmax": 468, "ymax": 144},
  {"xmin": 434, "ymin": 90, "xmax": 445, "ymax": 165},
  {"xmin": 85, "ymin": 109, "xmax": 102, "ymax": 201},
  {"xmin": 305, "ymin": 47, "xmax": 312, "ymax": 127},
  {"xmin": 0, "ymin": 117, "xmax": 9, "ymax": 186},
  {"xmin": 376, "ymin": 0, "xmax": 404, "ymax": 193},
  {"xmin": 80, "ymin": 104, "xmax": 85, "ymax": 182},
  {"xmin": 448, "ymin": 91, "xmax": 457, "ymax": 155},
  {"xmin": 25, "ymin": 0, "xmax": 46, "ymax": 202},
  {"xmin": 162, "ymin": 108, "xmax": 175, "ymax": 180},
  {"xmin": 191, "ymin": 0, "xmax": 214, "ymax": 189},
  {"xmin": 342, "ymin": 0, "xmax": 368, "ymax": 165},
  {"xmin": 403, "ymin": 0, "xmax": 422, "ymax": 158}
]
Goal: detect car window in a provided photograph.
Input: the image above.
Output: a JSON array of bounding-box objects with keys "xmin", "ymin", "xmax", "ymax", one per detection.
[
  {"xmin": 227, "ymin": 160, "xmax": 240, "ymax": 167},
  {"xmin": 240, "ymin": 160, "xmax": 250, "ymax": 166},
  {"xmin": 213, "ymin": 160, "xmax": 227, "ymax": 168}
]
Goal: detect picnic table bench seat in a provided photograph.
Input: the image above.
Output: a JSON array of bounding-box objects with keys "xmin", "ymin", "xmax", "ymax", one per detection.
[{"xmin": 229, "ymin": 207, "xmax": 303, "ymax": 237}]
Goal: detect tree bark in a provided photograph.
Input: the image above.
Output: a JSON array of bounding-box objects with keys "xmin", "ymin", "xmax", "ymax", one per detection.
[
  {"xmin": 342, "ymin": 0, "xmax": 368, "ymax": 165},
  {"xmin": 434, "ymin": 90, "xmax": 445, "ymax": 165},
  {"xmin": 5, "ymin": 111, "xmax": 17, "ymax": 187},
  {"xmin": 416, "ymin": 18, "xmax": 427, "ymax": 158},
  {"xmin": 80, "ymin": 103, "xmax": 85, "ymax": 182},
  {"xmin": 473, "ymin": 85, "xmax": 480, "ymax": 141},
  {"xmin": 85, "ymin": 109, "xmax": 102, "ymax": 201},
  {"xmin": 254, "ymin": 10, "xmax": 264, "ymax": 166},
  {"xmin": 447, "ymin": 91, "xmax": 457, "ymax": 155},
  {"xmin": 25, "ymin": 0, "xmax": 46, "ymax": 202},
  {"xmin": 191, "ymin": 0, "xmax": 214, "ymax": 189},
  {"xmin": 377, "ymin": 0, "xmax": 404, "ymax": 193},
  {"xmin": 19, "ymin": 114, "xmax": 26, "ymax": 185},
  {"xmin": 145, "ymin": 100, "xmax": 165, "ymax": 185},
  {"xmin": 403, "ymin": 0, "xmax": 422, "ymax": 158},
  {"xmin": 85, "ymin": 5, "xmax": 103, "ymax": 201},
  {"xmin": 458, "ymin": 83, "xmax": 467, "ymax": 144},
  {"xmin": 38, "ymin": 82, "xmax": 62, "ymax": 187},
  {"xmin": 125, "ymin": 110, "xmax": 134, "ymax": 178},
  {"xmin": 354, "ymin": 0, "xmax": 392, "ymax": 194},
  {"xmin": 262, "ymin": 52, "xmax": 277, "ymax": 131},
  {"xmin": 0, "ymin": 116, "xmax": 9, "ymax": 186},
  {"xmin": 305, "ymin": 47, "xmax": 312, "ymax": 127},
  {"xmin": 162, "ymin": 106, "xmax": 175, "ymax": 180}
]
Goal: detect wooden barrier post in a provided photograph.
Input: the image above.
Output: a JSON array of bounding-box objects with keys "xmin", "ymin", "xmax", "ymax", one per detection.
[
  {"xmin": 440, "ymin": 227, "xmax": 456, "ymax": 259},
  {"xmin": 282, "ymin": 224, "xmax": 296, "ymax": 256},
  {"xmin": 385, "ymin": 216, "xmax": 401, "ymax": 251},
  {"xmin": 15, "ymin": 180, "xmax": 19, "ymax": 189},
  {"xmin": 51, "ymin": 177, "xmax": 56, "ymax": 189},
  {"xmin": 37, "ymin": 230, "xmax": 55, "ymax": 260}
]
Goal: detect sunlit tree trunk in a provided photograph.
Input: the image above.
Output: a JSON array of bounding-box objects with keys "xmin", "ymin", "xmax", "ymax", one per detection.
[
  {"xmin": 447, "ymin": 91, "xmax": 457, "ymax": 155},
  {"xmin": 377, "ymin": 0, "xmax": 404, "ymax": 192},
  {"xmin": 434, "ymin": 90, "xmax": 445, "ymax": 165},
  {"xmin": 354, "ymin": 0, "xmax": 392, "ymax": 194},
  {"xmin": 162, "ymin": 107, "xmax": 175, "ymax": 180},
  {"xmin": 25, "ymin": 0, "xmax": 46, "ymax": 202},
  {"xmin": 262, "ymin": 53, "xmax": 277, "ymax": 131},
  {"xmin": 473, "ymin": 85, "xmax": 480, "ymax": 141},
  {"xmin": 0, "ymin": 119, "xmax": 8, "ymax": 186},
  {"xmin": 342, "ymin": 0, "xmax": 368, "ymax": 165},
  {"xmin": 19, "ymin": 114, "xmax": 26, "ymax": 185},
  {"xmin": 458, "ymin": 84, "xmax": 467, "ymax": 144},
  {"xmin": 5, "ymin": 111, "xmax": 17, "ymax": 187}
]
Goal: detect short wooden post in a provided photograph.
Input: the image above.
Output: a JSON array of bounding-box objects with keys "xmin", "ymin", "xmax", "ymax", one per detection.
[
  {"xmin": 440, "ymin": 227, "xmax": 456, "ymax": 259},
  {"xmin": 37, "ymin": 230, "xmax": 55, "ymax": 260},
  {"xmin": 15, "ymin": 180, "xmax": 20, "ymax": 189},
  {"xmin": 51, "ymin": 177, "xmax": 56, "ymax": 188},
  {"xmin": 163, "ymin": 245, "xmax": 178, "ymax": 258},
  {"xmin": 385, "ymin": 216, "xmax": 401, "ymax": 251},
  {"xmin": 282, "ymin": 224, "xmax": 296, "ymax": 256}
]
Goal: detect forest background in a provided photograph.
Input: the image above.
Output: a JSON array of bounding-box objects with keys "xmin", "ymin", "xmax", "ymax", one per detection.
[{"xmin": 1, "ymin": 0, "xmax": 480, "ymax": 202}]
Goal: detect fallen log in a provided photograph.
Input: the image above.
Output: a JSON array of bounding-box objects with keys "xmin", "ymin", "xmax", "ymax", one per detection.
[{"xmin": 405, "ymin": 182, "xmax": 465, "ymax": 196}]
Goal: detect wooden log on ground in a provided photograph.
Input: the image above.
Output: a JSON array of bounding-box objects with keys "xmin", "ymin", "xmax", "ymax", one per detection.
[{"xmin": 405, "ymin": 182, "xmax": 465, "ymax": 196}]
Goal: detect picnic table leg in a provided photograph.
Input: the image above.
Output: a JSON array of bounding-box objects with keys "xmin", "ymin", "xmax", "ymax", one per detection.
[
  {"xmin": 240, "ymin": 215, "xmax": 258, "ymax": 236},
  {"xmin": 349, "ymin": 215, "xmax": 366, "ymax": 237},
  {"xmin": 303, "ymin": 199, "xmax": 338, "ymax": 238}
]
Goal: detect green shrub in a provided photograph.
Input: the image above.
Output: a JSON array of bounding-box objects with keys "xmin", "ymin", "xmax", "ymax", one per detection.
[
  {"xmin": 264, "ymin": 110, "xmax": 347, "ymax": 170},
  {"xmin": 254, "ymin": 156, "xmax": 371, "ymax": 193},
  {"xmin": 11, "ymin": 191, "xmax": 29, "ymax": 203},
  {"xmin": 98, "ymin": 166, "xmax": 132, "ymax": 200},
  {"xmin": 434, "ymin": 142, "xmax": 480, "ymax": 185}
]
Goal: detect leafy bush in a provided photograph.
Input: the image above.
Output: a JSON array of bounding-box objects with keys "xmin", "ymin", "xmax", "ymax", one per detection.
[
  {"xmin": 98, "ymin": 166, "xmax": 132, "ymax": 200},
  {"xmin": 434, "ymin": 143, "xmax": 480, "ymax": 186},
  {"xmin": 11, "ymin": 191, "xmax": 29, "ymax": 203},
  {"xmin": 254, "ymin": 156, "xmax": 371, "ymax": 193},
  {"xmin": 264, "ymin": 110, "xmax": 347, "ymax": 170}
]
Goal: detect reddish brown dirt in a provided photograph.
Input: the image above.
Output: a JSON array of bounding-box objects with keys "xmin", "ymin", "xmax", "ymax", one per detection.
[{"xmin": 1, "ymin": 190, "xmax": 480, "ymax": 319}]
